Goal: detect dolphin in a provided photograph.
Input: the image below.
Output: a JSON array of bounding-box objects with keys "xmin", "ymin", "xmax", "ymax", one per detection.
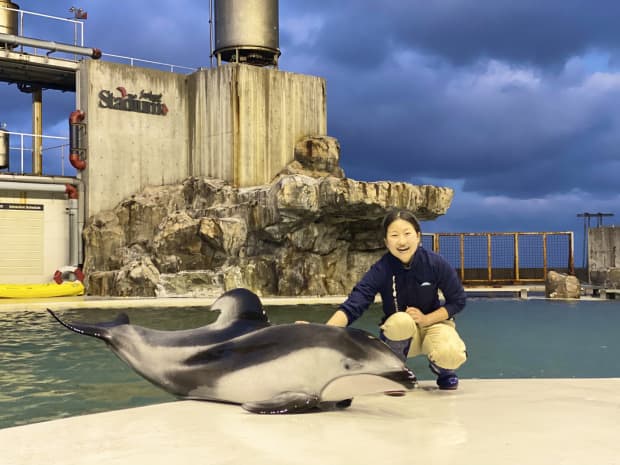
[{"xmin": 48, "ymin": 288, "xmax": 417, "ymax": 414}]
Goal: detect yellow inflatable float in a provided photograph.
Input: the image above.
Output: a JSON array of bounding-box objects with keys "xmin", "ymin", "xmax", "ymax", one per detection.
[
  {"xmin": 0, "ymin": 281, "xmax": 85, "ymax": 299},
  {"xmin": 0, "ymin": 281, "xmax": 84, "ymax": 299},
  {"xmin": 0, "ymin": 266, "xmax": 85, "ymax": 298}
]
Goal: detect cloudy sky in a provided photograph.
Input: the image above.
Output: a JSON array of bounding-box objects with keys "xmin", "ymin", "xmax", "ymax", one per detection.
[{"xmin": 2, "ymin": 0, "xmax": 620, "ymax": 265}]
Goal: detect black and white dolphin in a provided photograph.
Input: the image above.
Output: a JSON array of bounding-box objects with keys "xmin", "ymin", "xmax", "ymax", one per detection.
[{"xmin": 48, "ymin": 288, "xmax": 417, "ymax": 414}]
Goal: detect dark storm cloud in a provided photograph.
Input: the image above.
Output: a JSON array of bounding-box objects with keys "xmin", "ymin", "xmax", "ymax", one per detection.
[
  {"xmin": 81, "ymin": 1, "xmax": 210, "ymax": 69},
  {"xmin": 287, "ymin": 0, "xmax": 620, "ymax": 69},
  {"xmin": 279, "ymin": 0, "xmax": 620, "ymax": 202},
  {"xmin": 320, "ymin": 54, "xmax": 620, "ymax": 198},
  {"xmin": 390, "ymin": 0, "xmax": 620, "ymax": 68}
]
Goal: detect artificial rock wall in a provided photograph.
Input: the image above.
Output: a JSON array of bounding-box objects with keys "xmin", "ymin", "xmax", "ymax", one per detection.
[{"xmin": 83, "ymin": 137, "xmax": 455, "ymax": 297}]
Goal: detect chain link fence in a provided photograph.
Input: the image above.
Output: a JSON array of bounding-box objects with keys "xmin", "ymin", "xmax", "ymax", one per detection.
[{"xmin": 422, "ymin": 232, "xmax": 574, "ymax": 285}]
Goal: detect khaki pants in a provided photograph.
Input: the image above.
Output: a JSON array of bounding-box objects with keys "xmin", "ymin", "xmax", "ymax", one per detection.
[{"xmin": 381, "ymin": 312, "xmax": 467, "ymax": 370}]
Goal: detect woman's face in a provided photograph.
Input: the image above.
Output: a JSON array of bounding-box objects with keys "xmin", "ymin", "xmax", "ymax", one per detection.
[{"xmin": 384, "ymin": 218, "xmax": 421, "ymax": 265}]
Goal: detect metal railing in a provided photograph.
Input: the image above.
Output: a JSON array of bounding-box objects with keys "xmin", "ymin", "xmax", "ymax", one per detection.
[
  {"xmin": 3, "ymin": 131, "xmax": 72, "ymax": 176},
  {"xmin": 421, "ymin": 232, "xmax": 574, "ymax": 284},
  {"xmin": 1, "ymin": 6, "xmax": 197, "ymax": 72},
  {"xmin": 1, "ymin": 5, "xmax": 85, "ymax": 59},
  {"xmin": 102, "ymin": 53, "xmax": 197, "ymax": 74}
]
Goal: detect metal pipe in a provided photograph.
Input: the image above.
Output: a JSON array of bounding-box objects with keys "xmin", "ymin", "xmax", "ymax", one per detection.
[
  {"xmin": 0, "ymin": 32, "xmax": 101, "ymax": 58},
  {"xmin": 0, "ymin": 173, "xmax": 79, "ymax": 185},
  {"xmin": 209, "ymin": 0, "xmax": 214, "ymax": 67},
  {"xmin": 69, "ymin": 110, "xmax": 86, "ymax": 170},
  {"xmin": 0, "ymin": 180, "xmax": 67, "ymax": 193},
  {"xmin": 67, "ymin": 198, "xmax": 79, "ymax": 266},
  {"xmin": 32, "ymin": 88, "xmax": 43, "ymax": 175}
]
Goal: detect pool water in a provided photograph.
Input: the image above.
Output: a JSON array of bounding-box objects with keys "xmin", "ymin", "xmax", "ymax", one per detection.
[{"xmin": 1, "ymin": 299, "xmax": 618, "ymax": 429}]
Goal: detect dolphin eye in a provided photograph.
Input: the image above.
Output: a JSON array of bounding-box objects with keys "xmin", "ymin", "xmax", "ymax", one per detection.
[{"xmin": 342, "ymin": 358, "xmax": 362, "ymax": 370}]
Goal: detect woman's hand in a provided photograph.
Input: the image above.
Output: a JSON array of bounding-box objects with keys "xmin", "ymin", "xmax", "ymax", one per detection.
[
  {"xmin": 405, "ymin": 307, "xmax": 430, "ymax": 327},
  {"xmin": 406, "ymin": 306, "xmax": 450, "ymax": 327}
]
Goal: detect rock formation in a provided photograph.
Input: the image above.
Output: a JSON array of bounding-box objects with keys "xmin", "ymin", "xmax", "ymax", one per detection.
[
  {"xmin": 83, "ymin": 136, "xmax": 454, "ymax": 297},
  {"xmin": 545, "ymin": 270, "xmax": 581, "ymax": 299}
]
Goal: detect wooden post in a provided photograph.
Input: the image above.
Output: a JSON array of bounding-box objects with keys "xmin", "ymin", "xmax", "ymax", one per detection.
[
  {"xmin": 514, "ymin": 233, "xmax": 520, "ymax": 282},
  {"xmin": 487, "ymin": 233, "xmax": 492, "ymax": 282}
]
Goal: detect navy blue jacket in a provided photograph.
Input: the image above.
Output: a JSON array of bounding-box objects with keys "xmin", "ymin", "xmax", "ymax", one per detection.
[{"xmin": 339, "ymin": 247, "xmax": 466, "ymax": 325}]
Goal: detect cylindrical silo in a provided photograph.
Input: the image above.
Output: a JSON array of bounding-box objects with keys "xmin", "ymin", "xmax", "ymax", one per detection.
[
  {"xmin": 213, "ymin": 0, "xmax": 280, "ymax": 67},
  {"xmin": 0, "ymin": 1, "xmax": 19, "ymax": 49}
]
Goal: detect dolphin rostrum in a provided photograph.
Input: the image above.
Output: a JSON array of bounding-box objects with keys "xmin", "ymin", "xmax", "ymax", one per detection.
[{"xmin": 48, "ymin": 288, "xmax": 417, "ymax": 414}]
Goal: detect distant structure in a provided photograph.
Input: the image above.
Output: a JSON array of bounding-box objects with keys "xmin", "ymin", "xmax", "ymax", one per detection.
[{"xmin": 577, "ymin": 212, "xmax": 614, "ymax": 269}]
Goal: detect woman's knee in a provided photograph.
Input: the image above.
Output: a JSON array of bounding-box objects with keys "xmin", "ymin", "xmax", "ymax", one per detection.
[
  {"xmin": 380, "ymin": 312, "xmax": 416, "ymax": 341},
  {"xmin": 427, "ymin": 345, "xmax": 467, "ymax": 370}
]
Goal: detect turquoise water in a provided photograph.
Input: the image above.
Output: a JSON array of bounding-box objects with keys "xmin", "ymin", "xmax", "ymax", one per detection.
[{"xmin": 1, "ymin": 299, "xmax": 618, "ymax": 429}]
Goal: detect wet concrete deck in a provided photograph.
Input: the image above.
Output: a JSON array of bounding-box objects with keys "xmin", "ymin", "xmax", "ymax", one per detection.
[{"xmin": 1, "ymin": 378, "xmax": 618, "ymax": 465}]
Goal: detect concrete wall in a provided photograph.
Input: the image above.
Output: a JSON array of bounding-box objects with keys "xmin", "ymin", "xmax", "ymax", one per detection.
[
  {"xmin": 188, "ymin": 65, "xmax": 327, "ymax": 186},
  {"xmin": 81, "ymin": 61, "xmax": 326, "ymax": 216},
  {"xmin": 81, "ymin": 60, "xmax": 190, "ymax": 215},
  {"xmin": 588, "ymin": 226, "xmax": 620, "ymax": 287},
  {"xmin": 0, "ymin": 190, "xmax": 70, "ymax": 284}
]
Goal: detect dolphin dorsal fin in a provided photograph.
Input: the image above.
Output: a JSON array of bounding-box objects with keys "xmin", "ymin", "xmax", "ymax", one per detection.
[{"xmin": 209, "ymin": 288, "xmax": 269, "ymax": 327}]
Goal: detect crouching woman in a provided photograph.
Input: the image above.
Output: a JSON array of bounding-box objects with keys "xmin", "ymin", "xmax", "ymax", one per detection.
[{"xmin": 325, "ymin": 210, "xmax": 467, "ymax": 390}]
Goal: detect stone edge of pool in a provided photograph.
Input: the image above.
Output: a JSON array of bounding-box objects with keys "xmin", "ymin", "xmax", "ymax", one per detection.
[{"xmin": 1, "ymin": 284, "xmax": 612, "ymax": 312}]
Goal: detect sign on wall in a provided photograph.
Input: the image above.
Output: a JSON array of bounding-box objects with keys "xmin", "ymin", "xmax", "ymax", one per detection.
[{"xmin": 99, "ymin": 86, "xmax": 169, "ymax": 116}]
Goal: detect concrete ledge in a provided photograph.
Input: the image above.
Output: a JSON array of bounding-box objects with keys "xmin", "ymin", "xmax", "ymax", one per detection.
[
  {"xmin": 0, "ymin": 295, "xmax": 349, "ymax": 312},
  {"xmin": 598, "ymin": 288, "xmax": 619, "ymax": 299},
  {"xmin": 1, "ymin": 378, "xmax": 618, "ymax": 465}
]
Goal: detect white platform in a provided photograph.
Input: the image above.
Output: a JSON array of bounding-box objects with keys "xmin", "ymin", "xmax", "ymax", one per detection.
[{"xmin": 2, "ymin": 378, "xmax": 619, "ymax": 465}]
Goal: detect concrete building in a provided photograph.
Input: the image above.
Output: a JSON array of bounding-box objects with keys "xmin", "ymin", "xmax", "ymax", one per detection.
[
  {"xmin": 588, "ymin": 226, "xmax": 620, "ymax": 288},
  {"xmin": 80, "ymin": 61, "xmax": 326, "ymax": 215}
]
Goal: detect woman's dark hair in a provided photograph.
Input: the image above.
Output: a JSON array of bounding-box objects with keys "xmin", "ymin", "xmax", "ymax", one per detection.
[{"xmin": 381, "ymin": 210, "xmax": 421, "ymax": 237}]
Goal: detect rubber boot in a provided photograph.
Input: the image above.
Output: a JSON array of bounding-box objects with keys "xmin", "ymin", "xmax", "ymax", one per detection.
[
  {"xmin": 379, "ymin": 333, "xmax": 412, "ymax": 362},
  {"xmin": 379, "ymin": 333, "xmax": 415, "ymax": 395},
  {"xmin": 429, "ymin": 361, "xmax": 459, "ymax": 390}
]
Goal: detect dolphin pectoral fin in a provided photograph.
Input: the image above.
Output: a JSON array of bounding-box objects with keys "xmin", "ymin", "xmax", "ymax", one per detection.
[
  {"xmin": 317, "ymin": 398, "xmax": 353, "ymax": 411},
  {"xmin": 241, "ymin": 392, "xmax": 321, "ymax": 414}
]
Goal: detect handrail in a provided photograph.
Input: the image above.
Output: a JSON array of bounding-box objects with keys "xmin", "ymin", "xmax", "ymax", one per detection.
[
  {"xmin": 1, "ymin": 5, "xmax": 84, "ymax": 44},
  {"xmin": 102, "ymin": 53, "xmax": 197, "ymax": 73},
  {"xmin": 1, "ymin": 6, "xmax": 196, "ymax": 72},
  {"xmin": 0, "ymin": 5, "xmax": 85, "ymax": 59},
  {"xmin": 4, "ymin": 131, "xmax": 71, "ymax": 176}
]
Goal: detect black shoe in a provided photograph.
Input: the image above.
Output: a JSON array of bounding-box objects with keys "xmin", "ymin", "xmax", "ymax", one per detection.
[
  {"xmin": 429, "ymin": 362, "xmax": 459, "ymax": 390},
  {"xmin": 436, "ymin": 373, "xmax": 459, "ymax": 390}
]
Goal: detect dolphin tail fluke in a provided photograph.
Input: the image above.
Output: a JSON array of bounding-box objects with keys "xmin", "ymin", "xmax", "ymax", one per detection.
[
  {"xmin": 242, "ymin": 392, "xmax": 321, "ymax": 414},
  {"xmin": 47, "ymin": 309, "xmax": 129, "ymax": 341}
]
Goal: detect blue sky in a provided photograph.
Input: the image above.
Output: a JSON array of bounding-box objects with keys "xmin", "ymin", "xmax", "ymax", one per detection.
[{"xmin": 2, "ymin": 0, "xmax": 619, "ymax": 266}]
